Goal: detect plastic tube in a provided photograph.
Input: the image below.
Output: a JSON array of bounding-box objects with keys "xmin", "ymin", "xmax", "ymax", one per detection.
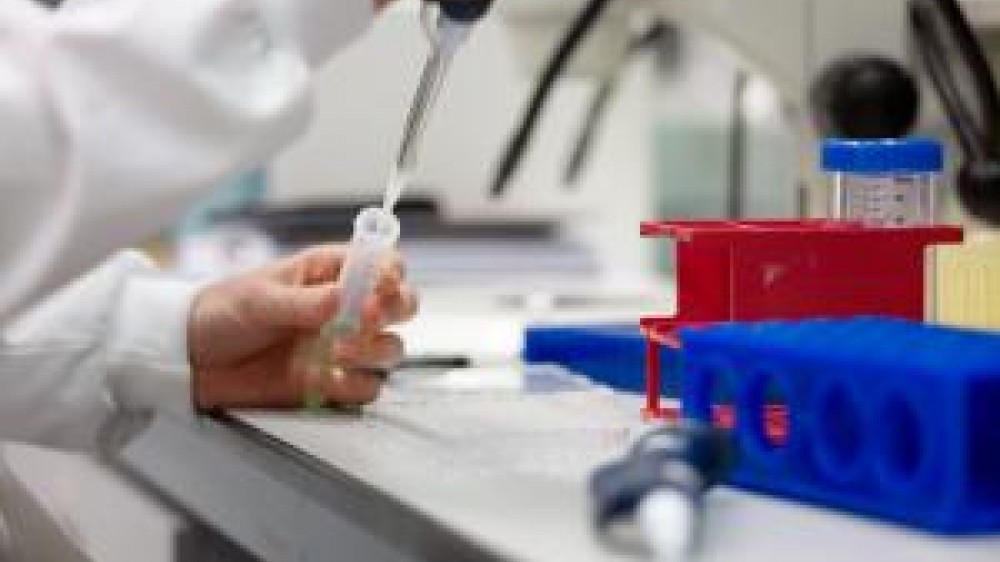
[{"xmin": 294, "ymin": 208, "xmax": 400, "ymax": 406}]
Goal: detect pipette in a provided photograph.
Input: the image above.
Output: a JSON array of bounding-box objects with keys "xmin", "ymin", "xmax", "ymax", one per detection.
[
  {"xmin": 591, "ymin": 424, "xmax": 736, "ymax": 559},
  {"xmin": 384, "ymin": 1, "xmax": 486, "ymax": 210},
  {"xmin": 295, "ymin": 0, "xmax": 491, "ymax": 408}
]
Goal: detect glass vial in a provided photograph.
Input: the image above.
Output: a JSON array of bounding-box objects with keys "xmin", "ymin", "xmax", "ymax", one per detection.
[{"xmin": 821, "ymin": 138, "xmax": 943, "ymax": 227}]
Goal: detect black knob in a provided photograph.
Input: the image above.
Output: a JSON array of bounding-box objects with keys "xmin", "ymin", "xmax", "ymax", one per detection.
[
  {"xmin": 438, "ymin": 0, "xmax": 492, "ymax": 22},
  {"xmin": 810, "ymin": 56, "xmax": 920, "ymax": 139},
  {"xmin": 958, "ymin": 160, "xmax": 1000, "ymax": 225}
]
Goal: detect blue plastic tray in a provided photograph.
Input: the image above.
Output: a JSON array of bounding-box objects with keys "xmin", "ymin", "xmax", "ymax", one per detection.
[
  {"xmin": 680, "ymin": 317, "xmax": 1000, "ymax": 534},
  {"xmin": 523, "ymin": 324, "xmax": 680, "ymax": 396}
]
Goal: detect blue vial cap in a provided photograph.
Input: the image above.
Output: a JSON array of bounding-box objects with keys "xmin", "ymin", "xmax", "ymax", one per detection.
[{"xmin": 821, "ymin": 138, "xmax": 944, "ymax": 174}]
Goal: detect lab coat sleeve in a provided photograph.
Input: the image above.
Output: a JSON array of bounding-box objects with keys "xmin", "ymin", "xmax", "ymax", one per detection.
[
  {"xmin": 0, "ymin": 0, "xmax": 374, "ymax": 319},
  {"xmin": 0, "ymin": 0, "xmax": 374, "ymax": 449},
  {"xmin": 0, "ymin": 251, "xmax": 198, "ymax": 451}
]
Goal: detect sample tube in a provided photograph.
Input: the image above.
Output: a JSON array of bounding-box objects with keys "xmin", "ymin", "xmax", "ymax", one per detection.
[
  {"xmin": 821, "ymin": 138, "xmax": 944, "ymax": 227},
  {"xmin": 293, "ymin": 207, "xmax": 400, "ymax": 408}
]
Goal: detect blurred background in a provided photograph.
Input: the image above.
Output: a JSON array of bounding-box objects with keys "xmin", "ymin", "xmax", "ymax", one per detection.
[
  {"xmin": 156, "ymin": 0, "xmax": 805, "ymax": 296},
  {"xmin": 158, "ymin": 0, "xmax": 1000, "ymax": 318}
]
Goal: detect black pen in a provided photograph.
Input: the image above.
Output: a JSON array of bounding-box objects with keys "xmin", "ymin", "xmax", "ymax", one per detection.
[{"xmin": 396, "ymin": 355, "xmax": 472, "ymax": 369}]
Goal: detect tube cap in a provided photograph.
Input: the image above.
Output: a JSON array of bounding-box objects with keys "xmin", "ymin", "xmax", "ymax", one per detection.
[{"xmin": 821, "ymin": 138, "xmax": 944, "ymax": 174}]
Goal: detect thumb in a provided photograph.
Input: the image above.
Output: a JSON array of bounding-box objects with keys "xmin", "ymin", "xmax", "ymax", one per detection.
[{"xmin": 243, "ymin": 282, "xmax": 340, "ymax": 329}]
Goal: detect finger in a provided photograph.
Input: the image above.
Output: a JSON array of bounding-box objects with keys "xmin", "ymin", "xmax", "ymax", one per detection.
[
  {"xmin": 377, "ymin": 284, "xmax": 419, "ymax": 325},
  {"xmin": 302, "ymin": 245, "xmax": 348, "ymax": 284},
  {"xmin": 369, "ymin": 262, "xmax": 416, "ymax": 319},
  {"xmin": 374, "ymin": 259, "xmax": 405, "ymax": 295},
  {"xmin": 317, "ymin": 369, "xmax": 384, "ymax": 406},
  {"xmin": 289, "ymin": 246, "xmax": 401, "ymax": 286},
  {"xmin": 381, "ymin": 251, "xmax": 406, "ymax": 282},
  {"xmin": 241, "ymin": 281, "xmax": 339, "ymax": 329},
  {"xmin": 269, "ymin": 245, "xmax": 349, "ymax": 285},
  {"xmin": 355, "ymin": 288, "xmax": 416, "ymax": 335},
  {"xmin": 332, "ymin": 332, "xmax": 404, "ymax": 370}
]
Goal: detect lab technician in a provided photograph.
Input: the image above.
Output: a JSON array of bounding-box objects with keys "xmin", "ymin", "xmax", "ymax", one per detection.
[{"xmin": 0, "ymin": 0, "xmax": 424, "ymax": 455}]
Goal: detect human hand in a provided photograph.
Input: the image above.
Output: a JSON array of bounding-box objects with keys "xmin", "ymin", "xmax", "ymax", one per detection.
[{"xmin": 188, "ymin": 245, "xmax": 417, "ymax": 411}]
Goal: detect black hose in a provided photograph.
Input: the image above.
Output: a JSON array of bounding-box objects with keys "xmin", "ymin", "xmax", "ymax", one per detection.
[
  {"xmin": 564, "ymin": 77, "xmax": 617, "ymax": 184},
  {"xmin": 563, "ymin": 21, "xmax": 676, "ymax": 185},
  {"xmin": 490, "ymin": 0, "xmax": 615, "ymax": 196},
  {"xmin": 932, "ymin": 0, "xmax": 1000, "ymax": 148},
  {"xmin": 912, "ymin": 2, "xmax": 984, "ymax": 158},
  {"xmin": 911, "ymin": 0, "xmax": 1000, "ymax": 160}
]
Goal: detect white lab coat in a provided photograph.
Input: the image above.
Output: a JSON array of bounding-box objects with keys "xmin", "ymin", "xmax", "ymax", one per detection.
[{"xmin": 0, "ymin": 0, "xmax": 374, "ymax": 450}]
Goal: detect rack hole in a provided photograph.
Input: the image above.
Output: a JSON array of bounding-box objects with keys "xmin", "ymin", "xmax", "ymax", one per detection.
[
  {"xmin": 707, "ymin": 369, "xmax": 738, "ymax": 431},
  {"xmin": 815, "ymin": 384, "xmax": 863, "ymax": 473},
  {"xmin": 877, "ymin": 395, "xmax": 926, "ymax": 483},
  {"xmin": 755, "ymin": 374, "xmax": 790, "ymax": 450}
]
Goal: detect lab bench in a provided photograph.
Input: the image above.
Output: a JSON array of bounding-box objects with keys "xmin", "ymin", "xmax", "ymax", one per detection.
[
  {"xmin": 4, "ymin": 405, "xmax": 1000, "ymax": 561},
  {"xmin": 104, "ymin": 396, "xmax": 1000, "ymax": 562}
]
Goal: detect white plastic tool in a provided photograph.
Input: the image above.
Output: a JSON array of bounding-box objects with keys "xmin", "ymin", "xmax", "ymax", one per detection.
[
  {"xmin": 322, "ymin": 207, "xmax": 401, "ymax": 338},
  {"xmin": 383, "ymin": 5, "xmax": 475, "ymax": 211}
]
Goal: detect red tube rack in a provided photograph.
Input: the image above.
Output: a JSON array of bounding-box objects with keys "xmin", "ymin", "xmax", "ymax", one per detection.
[{"xmin": 640, "ymin": 220, "xmax": 963, "ymax": 419}]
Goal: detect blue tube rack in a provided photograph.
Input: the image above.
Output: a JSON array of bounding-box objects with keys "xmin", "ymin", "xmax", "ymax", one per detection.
[
  {"xmin": 679, "ymin": 317, "xmax": 1000, "ymax": 534},
  {"xmin": 523, "ymin": 324, "xmax": 680, "ymax": 396}
]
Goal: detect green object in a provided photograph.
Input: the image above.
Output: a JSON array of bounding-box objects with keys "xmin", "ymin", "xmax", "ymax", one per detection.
[
  {"xmin": 303, "ymin": 390, "xmax": 327, "ymax": 413},
  {"xmin": 650, "ymin": 121, "xmax": 730, "ymax": 273},
  {"xmin": 176, "ymin": 168, "xmax": 268, "ymax": 236}
]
